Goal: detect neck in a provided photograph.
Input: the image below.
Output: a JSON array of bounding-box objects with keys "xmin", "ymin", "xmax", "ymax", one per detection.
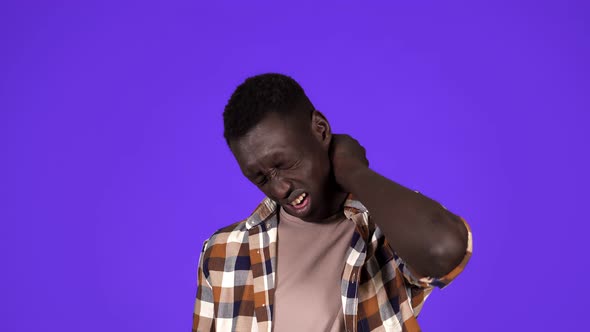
[{"xmin": 310, "ymin": 190, "xmax": 348, "ymax": 223}]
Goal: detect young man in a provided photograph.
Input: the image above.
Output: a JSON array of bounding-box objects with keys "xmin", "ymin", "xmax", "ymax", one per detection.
[{"xmin": 193, "ymin": 73, "xmax": 472, "ymax": 332}]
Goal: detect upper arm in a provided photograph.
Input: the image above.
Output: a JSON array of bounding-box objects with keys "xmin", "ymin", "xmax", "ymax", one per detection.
[
  {"xmin": 193, "ymin": 240, "xmax": 215, "ymax": 332},
  {"xmin": 395, "ymin": 217, "xmax": 473, "ymax": 289}
]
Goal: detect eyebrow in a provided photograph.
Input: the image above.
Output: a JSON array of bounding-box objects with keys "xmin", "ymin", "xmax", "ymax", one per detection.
[{"xmin": 243, "ymin": 151, "xmax": 290, "ymax": 176}]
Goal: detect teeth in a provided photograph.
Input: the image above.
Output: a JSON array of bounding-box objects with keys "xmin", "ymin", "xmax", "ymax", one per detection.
[{"xmin": 291, "ymin": 192, "xmax": 307, "ymax": 206}]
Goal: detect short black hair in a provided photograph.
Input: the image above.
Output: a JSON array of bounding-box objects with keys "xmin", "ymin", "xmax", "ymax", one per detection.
[{"xmin": 223, "ymin": 73, "xmax": 314, "ymax": 145}]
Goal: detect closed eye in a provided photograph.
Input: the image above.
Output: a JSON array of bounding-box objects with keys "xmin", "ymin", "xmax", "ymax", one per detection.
[
  {"xmin": 254, "ymin": 176, "xmax": 267, "ymax": 186},
  {"xmin": 279, "ymin": 160, "xmax": 299, "ymax": 170}
]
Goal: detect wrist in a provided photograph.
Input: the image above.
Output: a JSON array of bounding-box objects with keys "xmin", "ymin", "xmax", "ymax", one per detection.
[{"xmin": 337, "ymin": 164, "xmax": 371, "ymax": 193}]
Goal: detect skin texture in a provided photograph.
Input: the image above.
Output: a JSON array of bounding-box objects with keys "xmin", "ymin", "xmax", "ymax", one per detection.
[
  {"xmin": 230, "ymin": 111, "xmax": 348, "ymax": 222},
  {"xmin": 230, "ymin": 109, "xmax": 468, "ymax": 278}
]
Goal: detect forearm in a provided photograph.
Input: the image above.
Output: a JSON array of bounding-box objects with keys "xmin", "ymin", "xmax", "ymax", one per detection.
[{"xmin": 340, "ymin": 167, "xmax": 468, "ymax": 278}]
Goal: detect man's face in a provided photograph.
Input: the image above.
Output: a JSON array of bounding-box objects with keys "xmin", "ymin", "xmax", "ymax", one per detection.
[{"xmin": 230, "ymin": 111, "xmax": 342, "ymax": 222}]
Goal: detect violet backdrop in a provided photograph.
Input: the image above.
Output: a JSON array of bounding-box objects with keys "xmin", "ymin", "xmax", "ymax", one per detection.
[{"xmin": 1, "ymin": 1, "xmax": 588, "ymax": 331}]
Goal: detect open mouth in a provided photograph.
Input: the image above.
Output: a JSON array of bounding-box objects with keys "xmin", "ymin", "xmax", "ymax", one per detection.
[
  {"xmin": 290, "ymin": 192, "xmax": 306, "ymax": 205},
  {"xmin": 289, "ymin": 192, "xmax": 309, "ymax": 210}
]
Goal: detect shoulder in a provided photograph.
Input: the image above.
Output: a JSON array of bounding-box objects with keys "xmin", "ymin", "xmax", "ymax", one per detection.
[
  {"xmin": 198, "ymin": 219, "xmax": 252, "ymax": 284},
  {"xmin": 201, "ymin": 219, "xmax": 249, "ymax": 254},
  {"xmin": 201, "ymin": 197, "xmax": 278, "ymax": 251}
]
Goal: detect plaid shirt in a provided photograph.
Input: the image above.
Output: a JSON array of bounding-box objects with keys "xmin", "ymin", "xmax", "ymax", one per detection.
[{"xmin": 193, "ymin": 194, "xmax": 472, "ymax": 332}]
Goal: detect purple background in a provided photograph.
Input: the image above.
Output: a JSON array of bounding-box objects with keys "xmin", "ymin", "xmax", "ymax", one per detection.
[{"xmin": 1, "ymin": 1, "xmax": 588, "ymax": 331}]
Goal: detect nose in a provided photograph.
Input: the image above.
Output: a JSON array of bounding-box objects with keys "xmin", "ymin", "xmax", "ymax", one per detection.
[{"xmin": 269, "ymin": 175, "xmax": 292, "ymax": 200}]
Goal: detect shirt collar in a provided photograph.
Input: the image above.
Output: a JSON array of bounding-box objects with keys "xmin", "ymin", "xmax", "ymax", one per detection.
[{"xmin": 245, "ymin": 193, "xmax": 368, "ymax": 230}]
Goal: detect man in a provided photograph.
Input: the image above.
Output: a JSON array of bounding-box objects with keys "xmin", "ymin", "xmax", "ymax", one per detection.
[{"xmin": 193, "ymin": 73, "xmax": 472, "ymax": 332}]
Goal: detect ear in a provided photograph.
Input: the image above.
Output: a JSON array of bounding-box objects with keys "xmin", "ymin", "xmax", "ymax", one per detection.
[{"xmin": 310, "ymin": 110, "xmax": 332, "ymax": 150}]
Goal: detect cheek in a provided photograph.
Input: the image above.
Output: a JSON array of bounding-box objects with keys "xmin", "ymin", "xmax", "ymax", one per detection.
[
  {"xmin": 308, "ymin": 154, "xmax": 332, "ymax": 184},
  {"xmin": 298, "ymin": 145, "xmax": 331, "ymax": 186}
]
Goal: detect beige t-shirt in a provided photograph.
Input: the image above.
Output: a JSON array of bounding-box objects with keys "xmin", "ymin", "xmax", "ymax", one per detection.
[{"xmin": 273, "ymin": 207, "xmax": 356, "ymax": 332}]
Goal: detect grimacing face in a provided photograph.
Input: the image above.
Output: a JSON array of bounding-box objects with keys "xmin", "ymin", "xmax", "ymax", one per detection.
[{"xmin": 230, "ymin": 110, "xmax": 346, "ymax": 222}]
